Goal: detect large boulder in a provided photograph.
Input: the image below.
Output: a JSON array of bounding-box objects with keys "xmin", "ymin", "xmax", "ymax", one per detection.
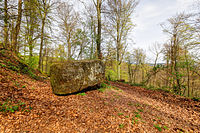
[{"xmin": 50, "ymin": 60, "xmax": 105, "ymax": 95}]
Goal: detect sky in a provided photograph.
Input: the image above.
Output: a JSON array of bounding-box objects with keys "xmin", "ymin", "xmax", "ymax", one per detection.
[{"xmin": 131, "ymin": 0, "xmax": 196, "ymax": 62}]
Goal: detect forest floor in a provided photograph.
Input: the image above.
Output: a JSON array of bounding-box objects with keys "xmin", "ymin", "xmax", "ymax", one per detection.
[{"xmin": 0, "ymin": 64, "xmax": 200, "ymax": 133}]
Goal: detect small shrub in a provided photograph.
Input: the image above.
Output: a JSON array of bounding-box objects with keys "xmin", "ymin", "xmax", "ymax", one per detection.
[
  {"xmin": 100, "ymin": 83, "xmax": 107, "ymax": 88},
  {"xmin": 118, "ymin": 113, "xmax": 124, "ymax": 116},
  {"xmin": 163, "ymin": 125, "xmax": 168, "ymax": 130},
  {"xmin": 132, "ymin": 117, "xmax": 139, "ymax": 124},
  {"xmin": 98, "ymin": 83, "xmax": 111, "ymax": 93},
  {"xmin": 21, "ymin": 67, "xmax": 29, "ymax": 74},
  {"xmin": 135, "ymin": 114, "xmax": 141, "ymax": 119},
  {"xmin": 154, "ymin": 124, "xmax": 162, "ymax": 132},
  {"xmin": 0, "ymin": 63, "xmax": 6, "ymax": 67},
  {"xmin": 119, "ymin": 124, "xmax": 124, "ymax": 128},
  {"xmin": 14, "ymin": 81, "xmax": 20, "ymax": 87},
  {"xmin": 22, "ymin": 85, "xmax": 26, "ymax": 88}
]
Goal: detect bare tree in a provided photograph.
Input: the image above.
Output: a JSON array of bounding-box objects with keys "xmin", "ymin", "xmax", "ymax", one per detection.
[
  {"xmin": 106, "ymin": 0, "xmax": 138, "ymax": 80},
  {"xmin": 57, "ymin": 1, "xmax": 79, "ymax": 60},
  {"xmin": 92, "ymin": 0, "xmax": 104, "ymax": 59},
  {"xmin": 161, "ymin": 13, "xmax": 194, "ymax": 95},
  {"xmin": 38, "ymin": 0, "xmax": 54, "ymax": 70}
]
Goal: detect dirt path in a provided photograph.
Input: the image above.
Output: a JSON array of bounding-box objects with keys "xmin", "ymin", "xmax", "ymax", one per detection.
[{"xmin": 0, "ymin": 67, "xmax": 200, "ymax": 132}]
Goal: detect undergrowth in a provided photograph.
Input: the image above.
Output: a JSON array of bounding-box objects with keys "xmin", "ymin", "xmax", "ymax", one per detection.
[
  {"xmin": 0, "ymin": 99, "xmax": 32, "ymax": 114},
  {"xmin": 0, "ymin": 49, "xmax": 42, "ymax": 80},
  {"xmin": 98, "ymin": 82, "xmax": 111, "ymax": 93}
]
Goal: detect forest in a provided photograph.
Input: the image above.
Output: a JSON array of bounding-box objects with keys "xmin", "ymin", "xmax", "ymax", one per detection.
[{"xmin": 0, "ymin": 0, "xmax": 200, "ymax": 132}]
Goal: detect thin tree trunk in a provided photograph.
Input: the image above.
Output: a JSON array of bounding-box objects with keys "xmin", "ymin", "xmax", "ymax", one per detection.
[
  {"xmin": 67, "ymin": 33, "xmax": 71, "ymax": 60},
  {"xmin": 116, "ymin": 19, "xmax": 120, "ymax": 80},
  {"xmin": 38, "ymin": 17, "xmax": 46, "ymax": 70},
  {"xmin": 3, "ymin": 0, "xmax": 8, "ymax": 49},
  {"xmin": 28, "ymin": 20, "xmax": 34, "ymax": 60},
  {"xmin": 46, "ymin": 53, "xmax": 49, "ymax": 73},
  {"xmin": 185, "ymin": 48, "xmax": 190, "ymax": 97},
  {"xmin": 128, "ymin": 61, "xmax": 133, "ymax": 83},
  {"xmin": 96, "ymin": 0, "xmax": 101, "ymax": 59},
  {"xmin": 90, "ymin": 16, "xmax": 94, "ymax": 59},
  {"xmin": 12, "ymin": 0, "xmax": 22, "ymax": 53}
]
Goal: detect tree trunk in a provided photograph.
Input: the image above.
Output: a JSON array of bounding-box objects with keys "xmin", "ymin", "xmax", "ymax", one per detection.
[
  {"xmin": 28, "ymin": 20, "xmax": 34, "ymax": 60},
  {"xmin": 117, "ymin": 63, "xmax": 121, "ymax": 80},
  {"xmin": 38, "ymin": 17, "xmax": 46, "ymax": 70},
  {"xmin": 185, "ymin": 48, "xmax": 190, "ymax": 97},
  {"xmin": 67, "ymin": 34, "xmax": 71, "ymax": 60},
  {"xmin": 3, "ymin": 0, "xmax": 8, "ymax": 49},
  {"xmin": 116, "ymin": 17, "xmax": 121, "ymax": 80},
  {"xmin": 96, "ymin": 0, "xmax": 102, "ymax": 59},
  {"xmin": 12, "ymin": 0, "xmax": 22, "ymax": 53},
  {"xmin": 90, "ymin": 16, "xmax": 94, "ymax": 59},
  {"xmin": 46, "ymin": 52, "xmax": 49, "ymax": 73},
  {"xmin": 128, "ymin": 61, "xmax": 133, "ymax": 83}
]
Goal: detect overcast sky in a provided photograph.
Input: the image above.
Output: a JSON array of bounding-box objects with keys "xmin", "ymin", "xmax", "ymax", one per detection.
[{"xmin": 131, "ymin": 0, "xmax": 195, "ymax": 62}]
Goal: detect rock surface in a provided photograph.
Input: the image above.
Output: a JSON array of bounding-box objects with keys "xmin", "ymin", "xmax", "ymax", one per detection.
[{"xmin": 50, "ymin": 60, "xmax": 105, "ymax": 95}]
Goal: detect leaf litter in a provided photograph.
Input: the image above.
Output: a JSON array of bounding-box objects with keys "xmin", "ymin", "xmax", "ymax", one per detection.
[{"xmin": 0, "ymin": 67, "xmax": 200, "ymax": 132}]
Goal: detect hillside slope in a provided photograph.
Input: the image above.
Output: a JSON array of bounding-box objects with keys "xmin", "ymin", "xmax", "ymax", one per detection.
[{"xmin": 0, "ymin": 51, "xmax": 199, "ymax": 132}]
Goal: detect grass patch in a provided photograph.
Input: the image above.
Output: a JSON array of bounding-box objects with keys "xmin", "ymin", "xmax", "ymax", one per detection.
[
  {"xmin": 0, "ymin": 63, "xmax": 6, "ymax": 67},
  {"xmin": 163, "ymin": 125, "xmax": 168, "ymax": 130},
  {"xmin": 22, "ymin": 85, "xmax": 26, "ymax": 88},
  {"xmin": 100, "ymin": 82, "xmax": 107, "ymax": 88},
  {"xmin": 132, "ymin": 117, "xmax": 139, "ymax": 124},
  {"xmin": 119, "ymin": 124, "xmax": 124, "ymax": 128},
  {"xmin": 137, "ymin": 108, "xmax": 143, "ymax": 112},
  {"xmin": 154, "ymin": 124, "xmax": 162, "ymax": 132},
  {"xmin": 0, "ymin": 100, "xmax": 32, "ymax": 114},
  {"xmin": 98, "ymin": 82, "xmax": 111, "ymax": 93},
  {"xmin": 98, "ymin": 88, "xmax": 106, "ymax": 93},
  {"xmin": 135, "ymin": 114, "xmax": 141, "ymax": 119},
  {"xmin": 77, "ymin": 93, "xmax": 86, "ymax": 96},
  {"xmin": 118, "ymin": 112, "xmax": 124, "ymax": 116}
]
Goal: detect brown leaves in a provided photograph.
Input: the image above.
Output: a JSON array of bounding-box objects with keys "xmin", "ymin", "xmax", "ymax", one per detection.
[{"xmin": 0, "ymin": 67, "xmax": 200, "ymax": 132}]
